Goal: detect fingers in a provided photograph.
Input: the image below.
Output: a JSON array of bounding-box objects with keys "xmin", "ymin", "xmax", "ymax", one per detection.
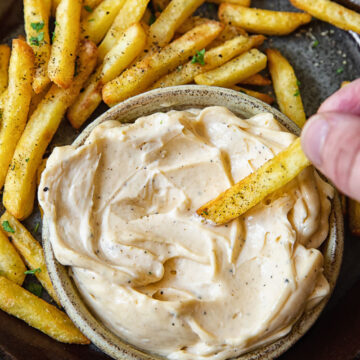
[
  {"xmin": 318, "ymin": 78, "xmax": 360, "ymax": 116},
  {"xmin": 301, "ymin": 111, "xmax": 360, "ymax": 201}
]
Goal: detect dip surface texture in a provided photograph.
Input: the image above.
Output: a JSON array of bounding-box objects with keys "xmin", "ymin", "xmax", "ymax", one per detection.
[{"xmin": 39, "ymin": 107, "xmax": 333, "ymax": 360}]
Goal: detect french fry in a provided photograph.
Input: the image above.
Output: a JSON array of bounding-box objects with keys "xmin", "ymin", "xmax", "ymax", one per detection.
[
  {"xmin": 0, "ymin": 276, "xmax": 89, "ymax": 344},
  {"xmin": 81, "ymin": 0, "xmax": 126, "ymax": 45},
  {"xmin": 240, "ymin": 73, "xmax": 271, "ymax": 86},
  {"xmin": 48, "ymin": 0, "xmax": 82, "ymax": 89},
  {"xmin": 349, "ymin": 199, "xmax": 360, "ymax": 236},
  {"xmin": 148, "ymin": 0, "xmax": 206, "ymax": 48},
  {"xmin": 97, "ymin": 0, "xmax": 150, "ymax": 61},
  {"xmin": 0, "ymin": 88, "xmax": 7, "ymax": 113},
  {"xmin": 151, "ymin": 34, "xmax": 265, "ymax": 89},
  {"xmin": 29, "ymin": 84, "xmax": 51, "ymax": 117},
  {"xmin": 0, "ymin": 211, "xmax": 60, "ymax": 306},
  {"xmin": 3, "ymin": 41, "xmax": 97, "ymax": 220},
  {"xmin": 68, "ymin": 23, "xmax": 147, "ymax": 129},
  {"xmin": 195, "ymin": 48, "xmax": 267, "ymax": 87},
  {"xmin": 208, "ymin": 25, "xmax": 248, "ymax": 48},
  {"xmin": 197, "ymin": 138, "xmax": 311, "ymax": 224},
  {"xmin": 176, "ymin": 16, "xmax": 210, "ymax": 34},
  {"xmin": 0, "ymin": 230, "xmax": 26, "ymax": 286},
  {"xmin": 266, "ymin": 48, "xmax": 306, "ymax": 129},
  {"xmin": 0, "ymin": 45, "xmax": 10, "ymax": 95},
  {"xmin": 219, "ymin": 4, "xmax": 312, "ymax": 35},
  {"xmin": 42, "ymin": 0, "xmax": 52, "ymax": 16},
  {"xmin": 290, "ymin": 0, "xmax": 360, "ymax": 34},
  {"xmin": 51, "ymin": 0, "xmax": 61, "ymax": 17},
  {"xmin": 231, "ymin": 85, "xmax": 274, "ymax": 104},
  {"xmin": 81, "ymin": 0, "xmax": 104, "ymax": 19},
  {"xmin": 102, "ymin": 21, "xmax": 223, "ymax": 106},
  {"xmin": 0, "ymin": 39, "xmax": 34, "ymax": 189},
  {"xmin": 24, "ymin": 0, "xmax": 51, "ymax": 94}
]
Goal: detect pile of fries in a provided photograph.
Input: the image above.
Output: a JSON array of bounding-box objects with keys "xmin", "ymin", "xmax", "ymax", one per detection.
[{"xmin": 0, "ymin": 0, "xmax": 359, "ymax": 346}]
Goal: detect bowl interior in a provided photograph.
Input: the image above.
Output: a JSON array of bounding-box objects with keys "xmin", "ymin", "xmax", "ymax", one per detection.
[{"xmin": 42, "ymin": 85, "xmax": 344, "ymax": 360}]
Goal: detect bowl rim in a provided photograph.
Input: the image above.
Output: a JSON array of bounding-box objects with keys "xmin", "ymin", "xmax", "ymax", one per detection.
[{"xmin": 42, "ymin": 85, "xmax": 344, "ymax": 360}]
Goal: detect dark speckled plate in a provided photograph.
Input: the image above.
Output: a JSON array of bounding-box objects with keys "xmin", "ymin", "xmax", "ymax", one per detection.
[{"xmin": 0, "ymin": 1, "xmax": 360, "ymax": 360}]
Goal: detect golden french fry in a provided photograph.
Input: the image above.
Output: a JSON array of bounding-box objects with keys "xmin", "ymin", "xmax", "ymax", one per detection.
[
  {"xmin": 266, "ymin": 48, "xmax": 306, "ymax": 129},
  {"xmin": 81, "ymin": 0, "xmax": 104, "ymax": 19},
  {"xmin": 349, "ymin": 199, "xmax": 360, "ymax": 236},
  {"xmin": 0, "ymin": 39, "xmax": 34, "ymax": 189},
  {"xmin": 24, "ymin": 0, "xmax": 51, "ymax": 94},
  {"xmin": 0, "ymin": 88, "xmax": 7, "ymax": 114},
  {"xmin": 0, "ymin": 276, "xmax": 89, "ymax": 344},
  {"xmin": 290, "ymin": 0, "xmax": 360, "ymax": 34},
  {"xmin": 195, "ymin": 48, "xmax": 267, "ymax": 87},
  {"xmin": 240, "ymin": 73, "xmax": 271, "ymax": 86},
  {"xmin": 148, "ymin": 0, "xmax": 205, "ymax": 48},
  {"xmin": 208, "ymin": 25, "xmax": 248, "ymax": 48},
  {"xmin": 341, "ymin": 81, "xmax": 350, "ymax": 88},
  {"xmin": 0, "ymin": 229, "xmax": 26, "ymax": 286},
  {"xmin": 102, "ymin": 21, "xmax": 223, "ymax": 106},
  {"xmin": 48, "ymin": 0, "xmax": 82, "ymax": 88},
  {"xmin": 68, "ymin": 23, "xmax": 147, "ymax": 129},
  {"xmin": 0, "ymin": 45, "xmax": 10, "ymax": 95},
  {"xmin": 197, "ymin": 138, "xmax": 311, "ymax": 224},
  {"xmin": 98, "ymin": 0, "xmax": 150, "ymax": 61},
  {"xmin": 0, "ymin": 211, "xmax": 60, "ymax": 306},
  {"xmin": 51, "ymin": 0, "xmax": 61, "ymax": 17},
  {"xmin": 219, "ymin": 4, "xmax": 312, "ymax": 35},
  {"xmin": 231, "ymin": 85, "xmax": 274, "ymax": 104},
  {"xmin": 42, "ymin": 0, "xmax": 52, "ymax": 16},
  {"xmin": 81, "ymin": 0, "xmax": 126, "ymax": 44},
  {"xmin": 29, "ymin": 83, "xmax": 51, "ymax": 117},
  {"xmin": 3, "ymin": 41, "xmax": 97, "ymax": 220},
  {"xmin": 176, "ymin": 16, "xmax": 210, "ymax": 34},
  {"xmin": 151, "ymin": 34, "xmax": 265, "ymax": 89}
]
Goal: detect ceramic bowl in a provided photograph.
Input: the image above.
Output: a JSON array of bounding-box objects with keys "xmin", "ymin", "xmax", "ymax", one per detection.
[{"xmin": 42, "ymin": 85, "xmax": 344, "ymax": 360}]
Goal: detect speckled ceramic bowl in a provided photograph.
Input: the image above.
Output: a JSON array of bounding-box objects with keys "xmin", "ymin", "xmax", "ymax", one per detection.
[{"xmin": 42, "ymin": 86, "xmax": 344, "ymax": 360}]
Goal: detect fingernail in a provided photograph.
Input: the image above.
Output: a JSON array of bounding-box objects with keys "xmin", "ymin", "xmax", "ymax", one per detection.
[{"xmin": 301, "ymin": 114, "xmax": 330, "ymax": 167}]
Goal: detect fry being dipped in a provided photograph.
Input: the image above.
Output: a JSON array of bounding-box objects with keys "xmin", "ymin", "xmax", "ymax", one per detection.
[{"xmin": 197, "ymin": 138, "xmax": 311, "ymax": 224}]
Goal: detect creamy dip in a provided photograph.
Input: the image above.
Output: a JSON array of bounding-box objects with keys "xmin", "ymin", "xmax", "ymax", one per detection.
[{"xmin": 39, "ymin": 107, "xmax": 333, "ymax": 360}]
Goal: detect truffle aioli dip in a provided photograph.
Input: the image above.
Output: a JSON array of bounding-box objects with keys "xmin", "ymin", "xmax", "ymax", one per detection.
[{"xmin": 39, "ymin": 107, "xmax": 333, "ymax": 360}]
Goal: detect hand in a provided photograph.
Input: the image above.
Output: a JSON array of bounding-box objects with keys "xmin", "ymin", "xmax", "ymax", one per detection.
[{"xmin": 301, "ymin": 79, "xmax": 360, "ymax": 201}]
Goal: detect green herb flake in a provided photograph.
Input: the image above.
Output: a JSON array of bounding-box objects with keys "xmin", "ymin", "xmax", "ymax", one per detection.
[
  {"xmin": 293, "ymin": 89, "xmax": 300, "ymax": 97},
  {"xmin": 0, "ymin": 109, "xmax": 2, "ymax": 120},
  {"xmin": 202, "ymin": 210, "xmax": 208, "ymax": 216},
  {"xmin": 34, "ymin": 222, "xmax": 40, "ymax": 233},
  {"xmin": 88, "ymin": 18, "xmax": 95, "ymax": 22},
  {"xmin": 336, "ymin": 67, "xmax": 344, "ymax": 74},
  {"xmin": 2, "ymin": 221, "xmax": 15, "ymax": 233},
  {"xmin": 54, "ymin": 21, "xmax": 59, "ymax": 26},
  {"xmin": 312, "ymin": 39, "xmax": 319, "ymax": 48},
  {"xmin": 26, "ymin": 283, "xmax": 42, "ymax": 297},
  {"xmin": 296, "ymin": 80, "xmax": 301, "ymax": 87},
  {"xmin": 191, "ymin": 49, "xmax": 206, "ymax": 66},
  {"xmin": 31, "ymin": 21, "xmax": 44, "ymax": 32},
  {"xmin": 84, "ymin": 5, "xmax": 93, "ymax": 12},
  {"xmin": 30, "ymin": 32, "xmax": 44, "ymax": 46},
  {"xmin": 149, "ymin": 12, "xmax": 156, "ymax": 25},
  {"xmin": 24, "ymin": 268, "xmax": 42, "ymax": 275},
  {"xmin": 25, "ymin": 158, "xmax": 29, "ymax": 162}
]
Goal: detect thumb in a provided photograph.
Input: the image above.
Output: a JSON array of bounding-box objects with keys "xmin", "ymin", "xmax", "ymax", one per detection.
[{"xmin": 301, "ymin": 112, "xmax": 360, "ymax": 201}]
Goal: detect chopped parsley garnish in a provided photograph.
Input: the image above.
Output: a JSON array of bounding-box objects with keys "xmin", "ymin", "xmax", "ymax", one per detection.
[
  {"xmin": 24, "ymin": 268, "xmax": 41, "ymax": 275},
  {"xmin": 312, "ymin": 39, "xmax": 319, "ymax": 48},
  {"xmin": 202, "ymin": 210, "xmax": 208, "ymax": 216},
  {"xmin": 31, "ymin": 21, "xmax": 44, "ymax": 32},
  {"xmin": 34, "ymin": 222, "xmax": 40, "ymax": 233},
  {"xmin": 25, "ymin": 158, "xmax": 29, "ymax": 162},
  {"xmin": 296, "ymin": 80, "xmax": 301, "ymax": 87},
  {"xmin": 84, "ymin": 5, "xmax": 93, "ymax": 12},
  {"xmin": 88, "ymin": 18, "xmax": 95, "ymax": 22},
  {"xmin": 2, "ymin": 221, "xmax": 15, "ymax": 233},
  {"xmin": 30, "ymin": 32, "xmax": 44, "ymax": 46},
  {"xmin": 26, "ymin": 282, "xmax": 42, "ymax": 297},
  {"xmin": 336, "ymin": 67, "xmax": 344, "ymax": 74},
  {"xmin": 191, "ymin": 49, "xmax": 206, "ymax": 66},
  {"xmin": 293, "ymin": 89, "xmax": 300, "ymax": 97},
  {"xmin": 149, "ymin": 12, "xmax": 156, "ymax": 25}
]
